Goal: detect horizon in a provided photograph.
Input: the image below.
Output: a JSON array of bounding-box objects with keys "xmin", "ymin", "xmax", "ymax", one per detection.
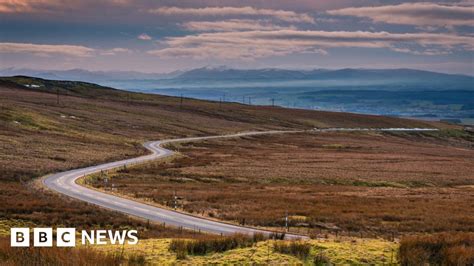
[
  {"xmin": 1, "ymin": 65, "xmax": 473, "ymax": 78},
  {"xmin": 0, "ymin": 1, "xmax": 473, "ymax": 75}
]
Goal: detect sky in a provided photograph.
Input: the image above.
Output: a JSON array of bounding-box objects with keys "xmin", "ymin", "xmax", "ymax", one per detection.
[{"xmin": 0, "ymin": 0, "xmax": 473, "ymax": 74}]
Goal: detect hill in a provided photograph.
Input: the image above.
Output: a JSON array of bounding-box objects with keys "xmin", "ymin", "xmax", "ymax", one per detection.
[
  {"xmin": 3, "ymin": 67, "xmax": 472, "ymax": 87},
  {"xmin": 0, "ymin": 76, "xmax": 442, "ymax": 235},
  {"xmin": 175, "ymin": 67, "xmax": 473, "ymax": 86}
]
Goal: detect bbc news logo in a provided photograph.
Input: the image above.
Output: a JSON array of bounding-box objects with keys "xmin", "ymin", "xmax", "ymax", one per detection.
[{"xmin": 11, "ymin": 228, "xmax": 138, "ymax": 247}]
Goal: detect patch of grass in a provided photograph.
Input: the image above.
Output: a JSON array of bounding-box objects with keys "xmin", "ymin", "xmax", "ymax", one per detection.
[
  {"xmin": 91, "ymin": 237, "xmax": 398, "ymax": 264},
  {"xmin": 310, "ymin": 238, "xmax": 397, "ymax": 265},
  {"xmin": 0, "ymin": 237, "xmax": 123, "ymax": 266},
  {"xmin": 351, "ymin": 180, "xmax": 407, "ymax": 188},
  {"xmin": 95, "ymin": 132, "xmax": 474, "ymax": 235},
  {"xmin": 273, "ymin": 241, "xmax": 311, "ymax": 260},
  {"xmin": 169, "ymin": 233, "xmax": 266, "ymax": 257},
  {"xmin": 399, "ymin": 232, "xmax": 474, "ymax": 265},
  {"xmin": 0, "ymin": 219, "xmax": 35, "ymax": 236}
]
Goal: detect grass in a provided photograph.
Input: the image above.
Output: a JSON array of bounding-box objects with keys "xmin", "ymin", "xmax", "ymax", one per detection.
[
  {"xmin": 398, "ymin": 232, "xmax": 474, "ymax": 265},
  {"xmin": 0, "ymin": 76, "xmax": 442, "ymax": 237},
  {"xmin": 89, "ymin": 236, "xmax": 398, "ymax": 264},
  {"xmin": 0, "ymin": 219, "xmax": 35, "ymax": 236},
  {"xmin": 0, "ymin": 237, "xmax": 125, "ymax": 266},
  {"xmin": 90, "ymin": 131, "xmax": 474, "ymax": 235},
  {"xmin": 309, "ymin": 238, "xmax": 397, "ymax": 264},
  {"xmin": 169, "ymin": 233, "xmax": 266, "ymax": 257},
  {"xmin": 273, "ymin": 241, "xmax": 312, "ymax": 260},
  {"xmin": 0, "ymin": 76, "xmax": 469, "ymax": 263}
]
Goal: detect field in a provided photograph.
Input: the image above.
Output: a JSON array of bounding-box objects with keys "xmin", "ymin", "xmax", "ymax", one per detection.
[
  {"xmin": 0, "ymin": 76, "xmax": 437, "ymax": 234},
  {"xmin": 91, "ymin": 236, "xmax": 397, "ymax": 265},
  {"xmin": 1, "ymin": 76, "xmax": 471, "ymax": 264},
  {"xmin": 88, "ymin": 131, "xmax": 474, "ymax": 235}
]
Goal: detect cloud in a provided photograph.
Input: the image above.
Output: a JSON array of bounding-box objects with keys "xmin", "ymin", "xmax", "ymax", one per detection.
[
  {"xmin": 327, "ymin": 3, "xmax": 474, "ymax": 27},
  {"xmin": 0, "ymin": 0, "xmax": 55, "ymax": 13},
  {"xmin": 137, "ymin": 33, "xmax": 152, "ymax": 40},
  {"xmin": 0, "ymin": 0, "xmax": 130, "ymax": 13},
  {"xmin": 148, "ymin": 6, "xmax": 315, "ymax": 23},
  {"xmin": 147, "ymin": 30, "xmax": 474, "ymax": 60},
  {"xmin": 182, "ymin": 19, "xmax": 296, "ymax": 32},
  {"xmin": 0, "ymin": 42, "xmax": 95, "ymax": 57},
  {"xmin": 101, "ymin": 47, "xmax": 131, "ymax": 55}
]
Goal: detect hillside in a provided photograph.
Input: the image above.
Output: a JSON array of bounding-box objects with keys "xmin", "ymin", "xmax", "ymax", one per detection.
[{"xmin": 0, "ymin": 76, "xmax": 443, "ymax": 234}]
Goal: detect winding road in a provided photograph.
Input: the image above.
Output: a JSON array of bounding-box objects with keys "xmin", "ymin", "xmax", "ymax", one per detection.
[
  {"xmin": 43, "ymin": 128, "xmax": 438, "ymax": 238},
  {"xmin": 43, "ymin": 130, "xmax": 305, "ymax": 238}
]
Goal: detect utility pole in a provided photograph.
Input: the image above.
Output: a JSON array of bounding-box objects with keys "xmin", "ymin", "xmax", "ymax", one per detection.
[
  {"xmin": 271, "ymin": 98, "xmax": 275, "ymax": 107},
  {"xmin": 248, "ymin": 96, "xmax": 251, "ymax": 105},
  {"xmin": 180, "ymin": 94, "xmax": 183, "ymax": 109},
  {"xmin": 223, "ymin": 93, "xmax": 226, "ymax": 102},
  {"xmin": 173, "ymin": 190, "xmax": 177, "ymax": 210},
  {"xmin": 242, "ymin": 96, "xmax": 245, "ymax": 104}
]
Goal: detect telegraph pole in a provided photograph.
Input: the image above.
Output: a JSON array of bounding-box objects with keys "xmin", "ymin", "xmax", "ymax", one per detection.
[
  {"xmin": 271, "ymin": 98, "xmax": 275, "ymax": 107},
  {"xmin": 248, "ymin": 96, "xmax": 251, "ymax": 105},
  {"xmin": 173, "ymin": 190, "xmax": 177, "ymax": 210}
]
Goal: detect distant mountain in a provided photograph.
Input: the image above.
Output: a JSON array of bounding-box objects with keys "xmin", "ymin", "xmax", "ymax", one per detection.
[
  {"xmin": 0, "ymin": 68, "xmax": 182, "ymax": 82},
  {"xmin": 1, "ymin": 66, "xmax": 472, "ymax": 91},
  {"xmin": 175, "ymin": 66, "xmax": 473, "ymax": 84},
  {"xmin": 176, "ymin": 66, "xmax": 328, "ymax": 80}
]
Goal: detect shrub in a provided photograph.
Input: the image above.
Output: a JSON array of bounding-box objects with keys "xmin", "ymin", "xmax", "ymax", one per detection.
[
  {"xmin": 398, "ymin": 232, "xmax": 474, "ymax": 266},
  {"xmin": 273, "ymin": 241, "xmax": 312, "ymax": 260},
  {"xmin": 169, "ymin": 233, "xmax": 266, "ymax": 258},
  {"xmin": 313, "ymin": 253, "xmax": 331, "ymax": 266},
  {"xmin": 269, "ymin": 232, "xmax": 286, "ymax": 240},
  {"xmin": 128, "ymin": 254, "xmax": 146, "ymax": 265}
]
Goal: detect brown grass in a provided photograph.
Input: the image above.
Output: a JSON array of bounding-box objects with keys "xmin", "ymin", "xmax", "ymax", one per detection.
[
  {"xmin": 169, "ymin": 233, "xmax": 266, "ymax": 258},
  {"xmin": 0, "ymin": 237, "xmax": 124, "ymax": 266},
  {"xmin": 93, "ymin": 132, "xmax": 474, "ymax": 235},
  {"xmin": 0, "ymin": 77, "xmax": 443, "ymax": 236},
  {"xmin": 273, "ymin": 241, "xmax": 312, "ymax": 260},
  {"xmin": 398, "ymin": 232, "xmax": 474, "ymax": 265}
]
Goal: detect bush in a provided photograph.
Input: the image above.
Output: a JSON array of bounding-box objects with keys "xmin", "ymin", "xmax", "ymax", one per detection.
[
  {"xmin": 313, "ymin": 253, "xmax": 331, "ymax": 266},
  {"xmin": 273, "ymin": 241, "xmax": 312, "ymax": 260},
  {"xmin": 128, "ymin": 254, "xmax": 146, "ymax": 265},
  {"xmin": 169, "ymin": 233, "xmax": 266, "ymax": 258},
  {"xmin": 398, "ymin": 232, "xmax": 474, "ymax": 266},
  {"xmin": 269, "ymin": 232, "xmax": 286, "ymax": 240}
]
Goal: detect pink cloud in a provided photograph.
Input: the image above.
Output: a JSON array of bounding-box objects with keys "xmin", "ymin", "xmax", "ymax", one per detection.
[
  {"xmin": 182, "ymin": 19, "xmax": 296, "ymax": 32},
  {"xmin": 0, "ymin": 42, "xmax": 95, "ymax": 57},
  {"xmin": 327, "ymin": 3, "xmax": 474, "ymax": 27},
  {"xmin": 148, "ymin": 30, "xmax": 474, "ymax": 60},
  {"xmin": 149, "ymin": 6, "xmax": 315, "ymax": 24},
  {"xmin": 138, "ymin": 33, "xmax": 152, "ymax": 40},
  {"xmin": 101, "ymin": 47, "xmax": 131, "ymax": 55}
]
